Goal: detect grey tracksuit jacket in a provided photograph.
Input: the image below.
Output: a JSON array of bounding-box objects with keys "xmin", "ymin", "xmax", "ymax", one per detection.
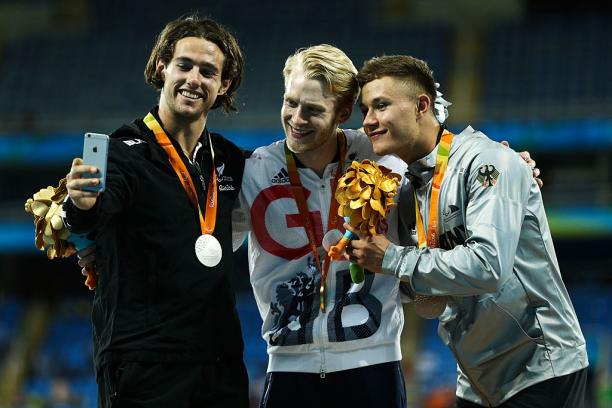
[{"xmin": 382, "ymin": 126, "xmax": 588, "ymax": 406}]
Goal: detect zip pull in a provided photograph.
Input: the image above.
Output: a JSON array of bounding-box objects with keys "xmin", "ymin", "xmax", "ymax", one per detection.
[
  {"xmin": 319, "ymin": 284, "xmax": 326, "ymax": 312},
  {"xmin": 193, "ymin": 161, "xmax": 207, "ymax": 192},
  {"xmin": 320, "ymin": 347, "xmax": 327, "ymax": 379}
]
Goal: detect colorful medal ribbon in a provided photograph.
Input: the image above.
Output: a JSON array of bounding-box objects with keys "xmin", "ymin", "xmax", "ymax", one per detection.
[
  {"xmin": 144, "ymin": 112, "xmax": 217, "ymax": 235},
  {"xmin": 414, "ymin": 129, "xmax": 454, "ymax": 249},
  {"xmin": 285, "ymin": 130, "xmax": 346, "ymax": 312}
]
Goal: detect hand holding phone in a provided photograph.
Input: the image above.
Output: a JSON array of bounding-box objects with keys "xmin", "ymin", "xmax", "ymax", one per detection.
[{"xmin": 82, "ymin": 133, "xmax": 109, "ymax": 192}]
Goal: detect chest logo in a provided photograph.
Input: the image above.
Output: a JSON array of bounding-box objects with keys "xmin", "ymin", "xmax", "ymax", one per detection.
[
  {"xmin": 442, "ymin": 204, "xmax": 460, "ymax": 220},
  {"xmin": 477, "ymin": 164, "xmax": 500, "ymax": 187},
  {"xmin": 251, "ymin": 183, "xmax": 344, "ymax": 260},
  {"xmin": 216, "ymin": 163, "xmax": 225, "ymax": 177},
  {"xmin": 122, "ymin": 138, "xmax": 146, "ymax": 146},
  {"xmin": 271, "ymin": 168, "xmax": 290, "ymax": 184},
  {"xmin": 216, "ymin": 162, "xmax": 235, "ymax": 188}
]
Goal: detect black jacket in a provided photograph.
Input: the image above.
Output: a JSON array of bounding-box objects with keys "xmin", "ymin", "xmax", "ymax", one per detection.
[{"xmin": 65, "ymin": 109, "xmax": 246, "ymax": 373}]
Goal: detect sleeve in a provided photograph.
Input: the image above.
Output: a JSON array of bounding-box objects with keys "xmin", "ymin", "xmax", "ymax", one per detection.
[
  {"xmin": 231, "ymin": 156, "xmax": 254, "ymax": 252},
  {"xmin": 65, "ymin": 139, "xmax": 139, "ymax": 233},
  {"xmin": 382, "ymin": 145, "xmax": 533, "ymax": 297},
  {"xmin": 232, "ymin": 188, "xmax": 250, "ymax": 252}
]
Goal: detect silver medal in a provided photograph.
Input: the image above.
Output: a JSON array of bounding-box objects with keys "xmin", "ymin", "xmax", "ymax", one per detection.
[{"xmin": 194, "ymin": 234, "xmax": 222, "ymax": 267}]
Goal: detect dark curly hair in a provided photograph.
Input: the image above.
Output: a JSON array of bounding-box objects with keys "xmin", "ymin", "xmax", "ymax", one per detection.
[{"xmin": 144, "ymin": 14, "xmax": 244, "ymax": 113}]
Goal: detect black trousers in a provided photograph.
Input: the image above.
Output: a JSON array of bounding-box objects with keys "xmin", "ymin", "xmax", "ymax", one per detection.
[
  {"xmin": 98, "ymin": 358, "xmax": 249, "ymax": 408},
  {"xmin": 455, "ymin": 368, "xmax": 588, "ymax": 408},
  {"xmin": 259, "ymin": 361, "xmax": 406, "ymax": 408}
]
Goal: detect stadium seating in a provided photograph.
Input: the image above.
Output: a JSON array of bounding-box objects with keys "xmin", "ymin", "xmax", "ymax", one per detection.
[
  {"xmin": 0, "ymin": 298, "xmax": 24, "ymax": 362},
  {"xmin": 21, "ymin": 300, "xmax": 95, "ymax": 408},
  {"xmin": 482, "ymin": 15, "xmax": 612, "ymax": 120}
]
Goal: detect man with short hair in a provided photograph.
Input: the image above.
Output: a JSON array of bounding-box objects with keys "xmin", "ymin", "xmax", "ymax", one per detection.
[
  {"xmin": 349, "ymin": 54, "xmax": 588, "ymax": 407},
  {"xmin": 65, "ymin": 15, "xmax": 249, "ymax": 407},
  {"xmin": 232, "ymin": 44, "xmax": 409, "ymax": 407}
]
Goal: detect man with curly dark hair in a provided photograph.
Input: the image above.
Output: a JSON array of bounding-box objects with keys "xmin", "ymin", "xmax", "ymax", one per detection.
[{"xmin": 64, "ymin": 14, "xmax": 249, "ymax": 407}]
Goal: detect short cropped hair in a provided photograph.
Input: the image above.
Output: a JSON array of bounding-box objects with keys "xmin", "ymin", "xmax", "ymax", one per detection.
[
  {"xmin": 357, "ymin": 55, "xmax": 437, "ymax": 103},
  {"xmin": 283, "ymin": 44, "xmax": 359, "ymax": 110},
  {"xmin": 144, "ymin": 14, "xmax": 244, "ymax": 113}
]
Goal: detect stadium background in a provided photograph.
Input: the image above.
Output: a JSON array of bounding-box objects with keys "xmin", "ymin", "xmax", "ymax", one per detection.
[{"xmin": 0, "ymin": 0, "xmax": 610, "ymax": 407}]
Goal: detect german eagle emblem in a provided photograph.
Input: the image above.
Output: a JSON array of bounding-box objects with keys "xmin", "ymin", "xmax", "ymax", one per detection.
[{"xmin": 477, "ymin": 164, "xmax": 500, "ymax": 187}]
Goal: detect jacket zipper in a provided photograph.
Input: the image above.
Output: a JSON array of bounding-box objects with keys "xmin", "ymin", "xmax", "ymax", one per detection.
[
  {"xmin": 193, "ymin": 160, "xmax": 207, "ymax": 192},
  {"xmin": 438, "ymin": 165, "xmax": 491, "ymax": 407},
  {"xmin": 317, "ymin": 176, "xmax": 332, "ymax": 379},
  {"xmin": 320, "ymin": 343, "xmax": 327, "ymax": 378},
  {"xmin": 312, "ymin": 299, "xmax": 328, "ymax": 379}
]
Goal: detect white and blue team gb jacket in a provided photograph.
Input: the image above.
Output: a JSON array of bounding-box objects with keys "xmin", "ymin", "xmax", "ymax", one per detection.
[{"xmin": 233, "ymin": 129, "xmax": 408, "ymax": 375}]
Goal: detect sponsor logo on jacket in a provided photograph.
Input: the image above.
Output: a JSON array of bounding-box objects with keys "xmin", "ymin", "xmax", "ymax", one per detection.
[
  {"xmin": 122, "ymin": 138, "xmax": 146, "ymax": 146},
  {"xmin": 271, "ymin": 168, "xmax": 290, "ymax": 184},
  {"xmin": 440, "ymin": 204, "xmax": 466, "ymax": 249}
]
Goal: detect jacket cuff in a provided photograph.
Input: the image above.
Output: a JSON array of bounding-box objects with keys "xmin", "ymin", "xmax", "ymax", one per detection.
[
  {"xmin": 382, "ymin": 243, "xmax": 420, "ymax": 293},
  {"xmin": 382, "ymin": 242, "xmax": 404, "ymax": 278},
  {"xmin": 63, "ymin": 198, "xmax": 98, "ymax": 233}
]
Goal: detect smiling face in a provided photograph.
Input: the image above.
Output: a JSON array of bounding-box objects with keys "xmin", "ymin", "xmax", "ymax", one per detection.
[
  {"xmin": 282, "ymin": 68, "xmax": 348, "ymax": 157},
  {"xmin": 360, "ymin": 76, "xmax": 431, "ymax": 163},
  {"xmin": 156, "ymin": 36, "xmax": 230, "ymax": 123}
]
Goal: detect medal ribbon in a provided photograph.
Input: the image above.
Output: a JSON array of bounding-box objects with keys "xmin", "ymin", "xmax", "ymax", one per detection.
[
  {"xmin": 144, "ymin": 112, "xmax": 217, "ymax": 235},
  {"xmin": 414, "ymin": 129, "xmax": 454, "ymax": 249},
  {"xmin": 284, "ymin": 130, "xmax": 346, "ymax": 312}
]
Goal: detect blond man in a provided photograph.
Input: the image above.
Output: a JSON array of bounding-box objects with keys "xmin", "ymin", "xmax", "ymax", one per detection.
[{"xmin": 233, "ymin": 45, "xmax": 409, "ymax": 407}]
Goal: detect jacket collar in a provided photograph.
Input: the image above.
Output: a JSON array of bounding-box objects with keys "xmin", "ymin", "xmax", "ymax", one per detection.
[
  {"xmin": 406, "ymin": 144, "xmax": 438, "ymax": 189},
  {"xmin": 406, "ymin": 125, "xmax": 450, "ymax": 189},
  {"xmin": 140, "ymin": 106, "xmax": 211, "ymax": 165}
]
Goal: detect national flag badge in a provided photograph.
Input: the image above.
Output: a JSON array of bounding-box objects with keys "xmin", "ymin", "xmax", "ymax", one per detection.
[{"xmin": 477, "ymin": 164, "xmax": 500, "ymax": 187}]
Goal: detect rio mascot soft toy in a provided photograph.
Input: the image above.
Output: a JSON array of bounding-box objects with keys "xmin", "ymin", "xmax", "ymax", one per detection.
[{"xmin": 24, "ymin": 179, "xmax": 97, "ymax": 290}]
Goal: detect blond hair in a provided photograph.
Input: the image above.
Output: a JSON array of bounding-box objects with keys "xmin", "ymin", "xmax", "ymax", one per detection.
[{"xmin": 283, "ymin": 44, "xmax": 359, "ymax": 110}]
